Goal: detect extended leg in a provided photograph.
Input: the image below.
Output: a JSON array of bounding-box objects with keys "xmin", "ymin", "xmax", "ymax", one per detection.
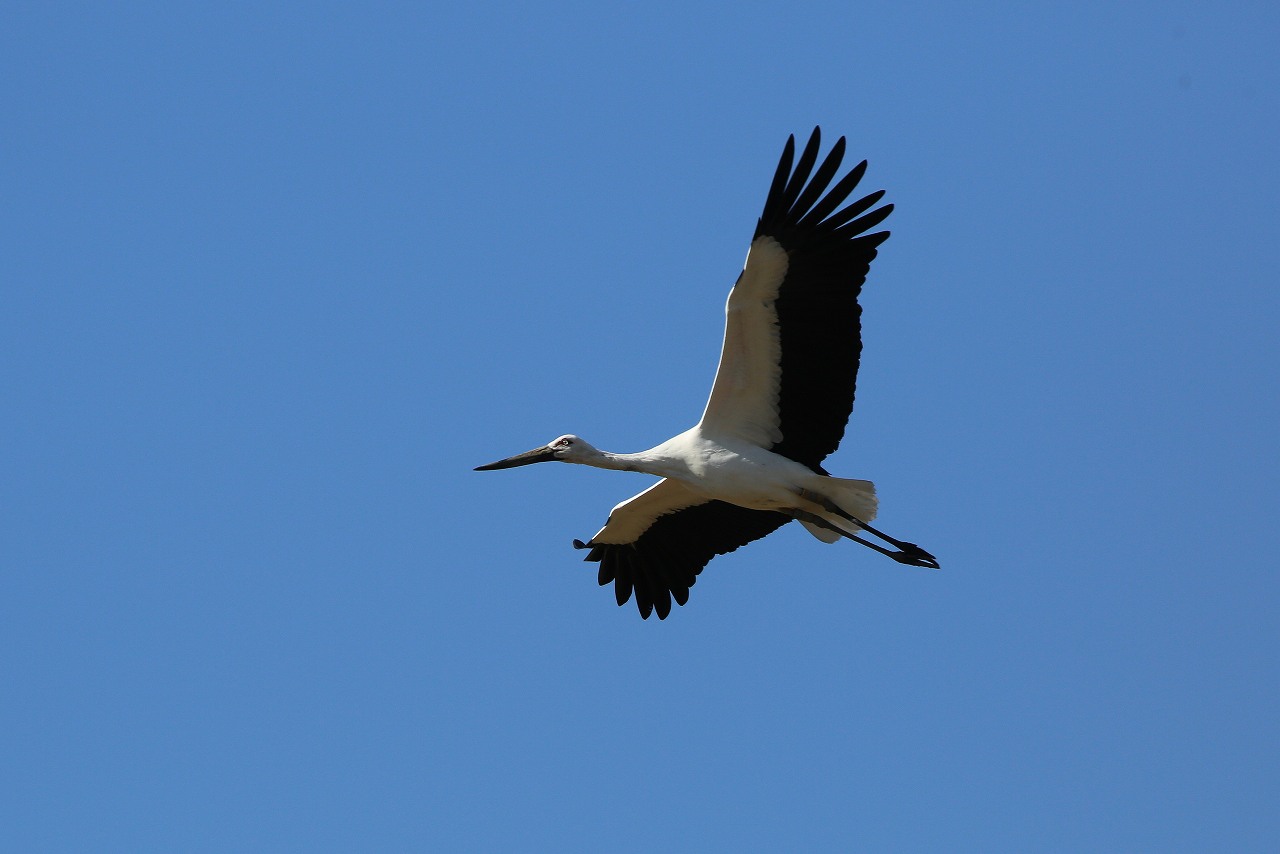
[{"xmin": 795, "ymin": 490, "xmax": 940, "ymax": 569}]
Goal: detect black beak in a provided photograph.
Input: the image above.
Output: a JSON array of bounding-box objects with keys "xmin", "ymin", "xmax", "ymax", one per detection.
[{"xmin": 474, "ymin": 446, "xmax": 559, "ymax": 471}]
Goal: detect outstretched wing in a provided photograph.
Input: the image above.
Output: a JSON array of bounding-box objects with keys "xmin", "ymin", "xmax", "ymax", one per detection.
[
  {"xmin": 698, "ymin": 127, "xmax": 892, "ymax": 471},
  {"xmin": 575, "ymin": 479, "xmax": 789, "ymax": 620}
]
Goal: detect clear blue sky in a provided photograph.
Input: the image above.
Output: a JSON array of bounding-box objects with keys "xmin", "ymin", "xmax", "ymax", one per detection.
[{"xmin": 3, "ymin": 2, "xmax": 1277, "ymax": 851}]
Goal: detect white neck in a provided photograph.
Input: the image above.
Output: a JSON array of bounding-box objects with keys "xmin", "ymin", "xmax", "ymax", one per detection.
[{"xmin": 579, "ymin": 448, "xmax": 684, "ymax": 479}]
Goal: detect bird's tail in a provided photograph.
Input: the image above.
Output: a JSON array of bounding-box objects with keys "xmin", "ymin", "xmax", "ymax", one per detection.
[{"xmin": 799, "ymin": 478, "xmax": 878, "ymax": 543}]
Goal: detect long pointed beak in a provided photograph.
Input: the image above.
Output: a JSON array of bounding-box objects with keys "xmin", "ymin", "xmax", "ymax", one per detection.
[{"xmin": 474, "ymin": 446, "xmax": 559, "ymax": 471}]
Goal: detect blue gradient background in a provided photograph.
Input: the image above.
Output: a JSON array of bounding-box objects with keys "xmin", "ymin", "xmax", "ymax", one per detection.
[{"xmin": 3, "ymin": 3, "xmax": 1277, "ymax": 851}]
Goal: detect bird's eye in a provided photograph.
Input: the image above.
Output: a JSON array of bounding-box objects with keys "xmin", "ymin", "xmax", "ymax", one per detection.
[{"xmin": 559, "ymin": 438, "xmax": 572, "ymax": 446}]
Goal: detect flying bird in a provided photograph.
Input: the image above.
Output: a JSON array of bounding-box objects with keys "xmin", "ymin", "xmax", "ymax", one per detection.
[{"xmin": 476, "ymin": 127, "xmax": 938, "ymax": 619}]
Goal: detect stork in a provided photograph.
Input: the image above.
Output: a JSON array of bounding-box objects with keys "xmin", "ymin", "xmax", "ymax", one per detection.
[{"xmin": 476, "ymin": 127, "xmax": 938, "ymax": 619}]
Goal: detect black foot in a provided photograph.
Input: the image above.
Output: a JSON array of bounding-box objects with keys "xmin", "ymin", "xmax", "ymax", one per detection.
[{"xmin": 889, "ymin": 542, "xmax": 940, "ymax": 569}]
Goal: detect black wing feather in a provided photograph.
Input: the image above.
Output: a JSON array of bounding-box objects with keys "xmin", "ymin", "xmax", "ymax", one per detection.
[
  {"xmin": 583, "ymin": 501, "xmax": 789, "ymax": 620},
  {"xmin": 797, "ymin": 160, "xmax": 868, "ymax": 228},
  {"xmin": 752, "ymin": 127, "xmax": 892, "ymax": 470},
  {"xmin": 821, "ymin": 187, "xmax": 884, "ymax": 231},
  {"xmin": 777, "ymin": 130, "xmax": 823, "ymax": 214},
  {"xmin": 790, "ymin": 137, "xmax": 847, "ymax": 224}
]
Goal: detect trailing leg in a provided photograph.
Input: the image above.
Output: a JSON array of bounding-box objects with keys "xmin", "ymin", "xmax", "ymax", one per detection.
[{"xmin": 794, "ymin": 490, "xmax": 940, "ymax": 569}]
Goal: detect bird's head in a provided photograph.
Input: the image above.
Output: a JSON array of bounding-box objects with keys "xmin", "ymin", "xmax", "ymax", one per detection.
[{"xmin": 474, "ymin": 434, "xmax": 601, "ymax": 471}]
